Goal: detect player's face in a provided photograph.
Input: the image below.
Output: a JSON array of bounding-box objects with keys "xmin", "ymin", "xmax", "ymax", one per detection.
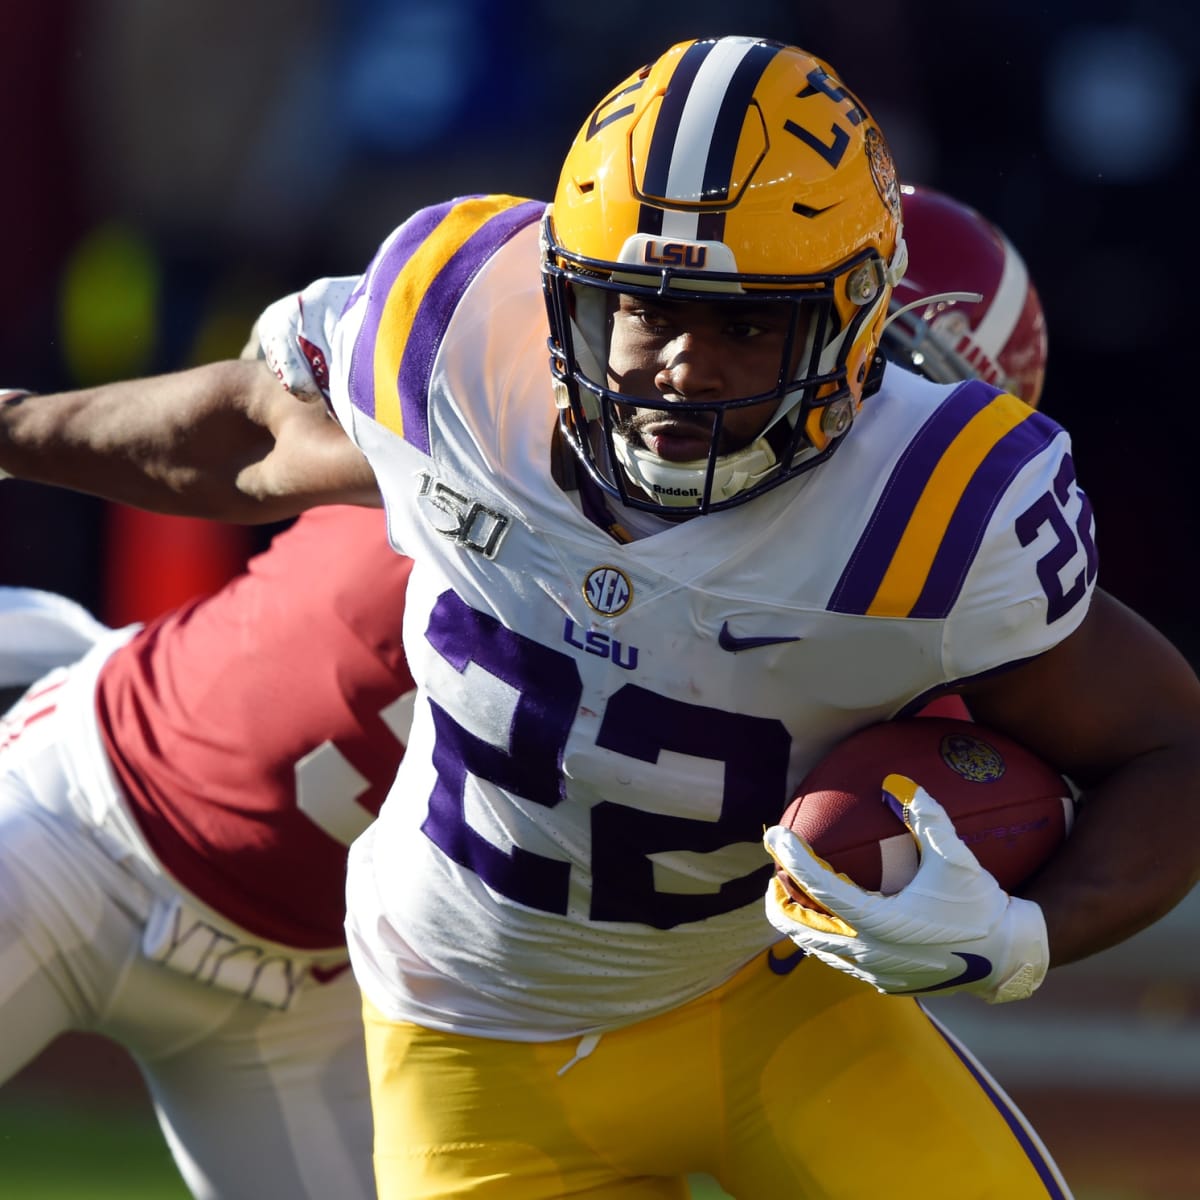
[{"xmin": 606, "ymin": 294, "xmax": 800, "ymax": 462}]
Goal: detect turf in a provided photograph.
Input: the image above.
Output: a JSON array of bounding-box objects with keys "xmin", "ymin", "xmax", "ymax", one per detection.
[
  {"xmin": 0, "ymin": 1098, "xmax": 736, "ymax": 1199},
  {"xmin": 0, "ymin": 1101, "xmax": 190, "ymax": 1200}
]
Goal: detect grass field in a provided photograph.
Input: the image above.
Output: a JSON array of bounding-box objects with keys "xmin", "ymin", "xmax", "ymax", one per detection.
[
  {"xmin": 0, "ymin": 1100, "xmax": 191, "ymax": 1200},
  {"xmin": 0, "ymin": 1097, "xmax": 731, "ymax": 1199}
]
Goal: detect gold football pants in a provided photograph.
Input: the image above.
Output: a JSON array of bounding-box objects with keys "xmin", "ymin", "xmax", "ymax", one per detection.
[{"xmin": 364, "ymin": 943, "xmax": 1071, "ymax": 1199}]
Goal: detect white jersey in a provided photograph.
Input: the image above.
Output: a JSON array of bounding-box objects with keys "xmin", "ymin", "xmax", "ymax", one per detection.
[{"xmin": 265, "ymin": 195, "xmax": 1098, "ymax": 1039}]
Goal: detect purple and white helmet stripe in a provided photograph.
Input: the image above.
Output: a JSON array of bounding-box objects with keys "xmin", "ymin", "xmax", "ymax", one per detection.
[{"xmin": 638, "ymin": 37, "xmax": 782, "ymax": 243}]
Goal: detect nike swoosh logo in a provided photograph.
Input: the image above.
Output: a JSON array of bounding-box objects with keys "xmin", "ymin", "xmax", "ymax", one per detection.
[
  {"xmin": 310, "ymin": 962, "xmax": 352, "ymax": 985},
  {"xmin": 718, "ymin": 621, "xmax": 803, "ymax": 653},
  {"xmin": 766, "ymin": 944, "xmax": 808, "ymax": 976},
  {"xmin": 900, "ymin": 952, "xmax": 993, "ymax": 994}
]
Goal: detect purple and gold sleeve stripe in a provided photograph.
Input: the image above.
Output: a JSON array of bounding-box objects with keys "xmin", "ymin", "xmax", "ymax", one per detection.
[
  {"xmin": 347, "ymin": 195, "xmax": 545, "ymax": 452},
  {"xmin": 829, "ymin": 385, "xmax": 1061, "ymax": 618}
]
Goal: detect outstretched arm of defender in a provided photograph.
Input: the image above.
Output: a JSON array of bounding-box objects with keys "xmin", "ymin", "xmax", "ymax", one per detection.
[{"xmin": 0, "ymin": 360, "xmax": 379, "ymax": 523}]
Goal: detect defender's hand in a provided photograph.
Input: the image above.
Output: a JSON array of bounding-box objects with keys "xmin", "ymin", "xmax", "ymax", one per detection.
[
  {"xmin": 1, "ymin": 389, "xmax": 35, "ymax": 478},
  {"xmin": 763, "ymin": 774, "xmax": 1049, "ymax": 1003}
]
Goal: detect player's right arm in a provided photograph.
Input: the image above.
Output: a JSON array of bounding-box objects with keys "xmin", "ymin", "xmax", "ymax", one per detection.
[{"xmin": 0, "ymin": 358, "xmax": 380, "ymax": 523}]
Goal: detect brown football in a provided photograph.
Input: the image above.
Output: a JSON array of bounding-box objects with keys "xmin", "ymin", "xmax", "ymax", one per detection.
[{"xmin": 777, "ymin": 717, "xmax": 1075, "ymax": 902}]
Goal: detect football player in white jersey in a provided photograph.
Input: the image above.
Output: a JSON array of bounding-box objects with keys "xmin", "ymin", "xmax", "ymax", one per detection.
[
  {"xmin": 2, "ymin": 180, "xmax": 1048, "ymax": 1199},
  {"xmin": 3, "ymin": 35, "xmax": 1199, "ymax": 1200}
]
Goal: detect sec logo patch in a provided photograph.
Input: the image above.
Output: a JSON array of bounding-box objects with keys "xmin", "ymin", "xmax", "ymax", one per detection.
[{"xmin": 583, "ymin": 566, "xmax": 633, "ymax": 616}]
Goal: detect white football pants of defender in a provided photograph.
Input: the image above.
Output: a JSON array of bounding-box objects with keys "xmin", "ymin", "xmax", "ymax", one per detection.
[{"xmin": 0, "ymin": 643, "xmax": 375, "ymax": 1200}]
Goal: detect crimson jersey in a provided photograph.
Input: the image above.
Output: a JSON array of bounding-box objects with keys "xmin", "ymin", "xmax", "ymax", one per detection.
[{"xmin": 95, "ymin": 505, "xmax": 415, "ymax": 949}]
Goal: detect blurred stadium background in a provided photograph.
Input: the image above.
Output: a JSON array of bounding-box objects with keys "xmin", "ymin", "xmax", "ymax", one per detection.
[{"xmin": 1, "ymin": 2, "xmax": 1196, "ymax": 1197}]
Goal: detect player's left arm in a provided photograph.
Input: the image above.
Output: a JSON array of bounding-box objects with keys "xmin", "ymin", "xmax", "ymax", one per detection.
[
  {"xmin": 767, "ymin": 416, "xmax": 1200, "ymax": 1001},
  {"xmin": 764, "ymin": 593, "xmax": 1200, "ymax": 1002},
  {"xmin": 962, "ymin": 586, "xmax": 1200, "ymax": 965}
]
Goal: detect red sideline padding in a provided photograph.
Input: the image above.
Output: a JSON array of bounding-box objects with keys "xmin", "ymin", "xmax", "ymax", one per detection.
[{"xmin": 102, "ymin": 504, "xmax": 254, "ymax": 626}]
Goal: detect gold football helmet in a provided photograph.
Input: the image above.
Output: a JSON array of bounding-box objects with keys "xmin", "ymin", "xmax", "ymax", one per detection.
[{"xmin": 542, "ymin": 35, "xmax": 907, "ymax": 514}]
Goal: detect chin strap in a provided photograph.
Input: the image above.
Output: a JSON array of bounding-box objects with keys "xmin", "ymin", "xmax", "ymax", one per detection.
[{"xmin": 611, "ymin": 434, "xmax": 778, "ymax": 509}]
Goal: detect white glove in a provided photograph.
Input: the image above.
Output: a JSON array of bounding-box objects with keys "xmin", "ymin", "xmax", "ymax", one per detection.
[{"xmin": 763, "ymin": 773, "xmax": 1049, "ymax": 1003}]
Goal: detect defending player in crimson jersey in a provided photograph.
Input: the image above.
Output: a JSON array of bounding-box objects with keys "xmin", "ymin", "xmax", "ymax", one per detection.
[{"xmin": 0, "ymin": 507, "xmax": 413, "ymax": 1200}]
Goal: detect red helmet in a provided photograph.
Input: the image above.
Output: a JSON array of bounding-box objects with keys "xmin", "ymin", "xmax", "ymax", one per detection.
[{"xmin": 882, "ymin": 184, "xmax": 1048, "ymax": 408}]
